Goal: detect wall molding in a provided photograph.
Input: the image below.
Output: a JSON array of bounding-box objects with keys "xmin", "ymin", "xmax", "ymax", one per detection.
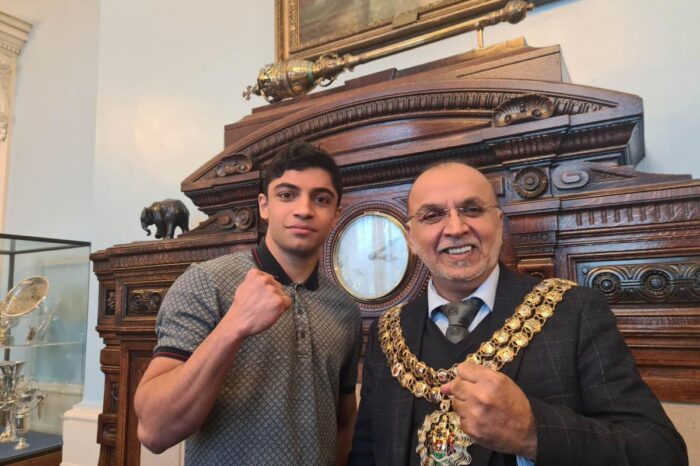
[{"xmin": 0, "ymin": 11, "xmax": 30, "ymax": 231}]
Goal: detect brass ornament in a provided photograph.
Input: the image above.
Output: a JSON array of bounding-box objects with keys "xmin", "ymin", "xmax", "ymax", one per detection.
[
  {"xmin": 379, "ymin": 278, "xmax": 576, "ymax": 465},
  {"xmin": 245, "ymin": 0, "xmax": 534, "ymax": 103},
  {"xmin": 417, "ymin": 399, "xmax": 473, "ymax": 466},
  {"xmin": 243, "ymin": 53, "xmax": 360, "ymax": 103}
]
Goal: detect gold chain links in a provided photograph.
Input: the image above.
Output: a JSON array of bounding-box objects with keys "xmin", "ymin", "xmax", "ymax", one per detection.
[{"xmin": 379, "ymin": 278, "xmax": 576, "ymax": 405}]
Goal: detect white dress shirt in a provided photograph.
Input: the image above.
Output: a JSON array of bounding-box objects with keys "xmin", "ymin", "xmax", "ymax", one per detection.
[{"xmin": 426, "ymin": 264, "xmax": 535, "ymax": 466}]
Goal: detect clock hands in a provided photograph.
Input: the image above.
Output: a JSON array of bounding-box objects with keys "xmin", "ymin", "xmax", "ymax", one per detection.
[{"xmin": 367, "ymin": 242, "xmax": 399, "ymax": 262}]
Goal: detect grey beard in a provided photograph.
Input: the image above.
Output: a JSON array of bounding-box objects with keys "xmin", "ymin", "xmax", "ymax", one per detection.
[{"xmin": 416, "ymin": 235, "xmax": 502, "ymax": 284}]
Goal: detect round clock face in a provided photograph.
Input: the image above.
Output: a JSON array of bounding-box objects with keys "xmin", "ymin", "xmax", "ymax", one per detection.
[{"xmin": 332, "ymin": 212, "xmax": 410, "ymax": 301}]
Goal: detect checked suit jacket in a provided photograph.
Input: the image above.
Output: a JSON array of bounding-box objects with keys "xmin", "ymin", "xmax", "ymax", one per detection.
[{"xmin": 349, "ymin": 266, "xmax": 687, "ymax": 466}]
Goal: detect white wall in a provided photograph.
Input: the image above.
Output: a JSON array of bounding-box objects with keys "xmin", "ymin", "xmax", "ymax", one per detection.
[
  {"xmin": 0, "ymin": 0, "xmax": 697, "ymax": 465},
  {"xmin": 0, "ymin": 0, "xmax": 98, "ymax": 239}
]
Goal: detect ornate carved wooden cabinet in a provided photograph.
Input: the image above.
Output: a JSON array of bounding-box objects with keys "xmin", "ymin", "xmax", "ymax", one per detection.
[{"xmin": 91, "ymin": 45, "xmax": 700, "ymax": 465}]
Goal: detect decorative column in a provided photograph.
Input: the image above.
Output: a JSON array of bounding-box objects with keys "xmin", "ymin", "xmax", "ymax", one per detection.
[{"xmin": 0, "ymin": 12, "xmax": 31, "ymax": 231}]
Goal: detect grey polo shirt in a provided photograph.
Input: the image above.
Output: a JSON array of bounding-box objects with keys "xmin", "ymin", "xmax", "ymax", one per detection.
[{"xmin": 154, "ymin": 240, "xmax": 362, "ymax": 466}]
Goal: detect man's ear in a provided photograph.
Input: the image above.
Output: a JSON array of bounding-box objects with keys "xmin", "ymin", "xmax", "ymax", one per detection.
[
  {"xmin": 405, "ymin": 222, "xmax": 417, "ymax": 254},
  {"xmin": 332, "ymin": 205, "xmax": 342, "ymax": 228},
  {"xmin": 258, "ymin": 193, "xmax": 269, "ymax": 221}
]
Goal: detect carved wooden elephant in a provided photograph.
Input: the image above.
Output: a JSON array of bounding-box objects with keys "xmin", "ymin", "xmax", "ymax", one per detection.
[{"xmin": 140, "ymin": 199, "xmax": 190, "ymax": 239}]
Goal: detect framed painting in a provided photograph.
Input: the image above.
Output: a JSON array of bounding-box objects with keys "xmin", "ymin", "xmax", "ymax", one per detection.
[{"xmin": 275, "ymin": 0, "xmax": 555, "ymax": 61}]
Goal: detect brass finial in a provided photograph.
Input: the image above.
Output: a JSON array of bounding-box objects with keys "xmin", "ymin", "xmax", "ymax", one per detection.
[{"xmin": 245, "ymin": 0, "xmax": 534, "ymax": 103}]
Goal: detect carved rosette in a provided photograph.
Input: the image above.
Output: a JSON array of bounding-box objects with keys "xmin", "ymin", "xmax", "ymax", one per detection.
[
  {"xmin": 582, "ymin": 260, "xmax": 700, "ymax": 304},
  {"xmin": 590, "ymin": 272, "xmax": 624, "ymax": 302},
  {"xmin": 513, "ymin": 167, "xmax": 548, "ymax": 199}
]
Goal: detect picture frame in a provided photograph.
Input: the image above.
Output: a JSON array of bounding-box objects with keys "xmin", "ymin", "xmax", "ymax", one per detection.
[{"xmin": 275, "ymin": 0, "xmax": 554, "ymax": 61}]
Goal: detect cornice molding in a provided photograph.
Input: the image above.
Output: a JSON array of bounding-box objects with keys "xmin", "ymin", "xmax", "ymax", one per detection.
[{"xmin": 0, "ymin": 11, "xmax": 31, "ymax": 56}]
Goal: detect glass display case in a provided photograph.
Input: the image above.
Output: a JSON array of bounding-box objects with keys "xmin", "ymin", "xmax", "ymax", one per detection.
[{"xmin": 0, "ymin": 233, "xmax": 90, "ymax": 462}]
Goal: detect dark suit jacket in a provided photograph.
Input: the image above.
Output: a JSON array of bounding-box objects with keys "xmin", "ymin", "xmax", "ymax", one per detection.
[{"xmin": 349, "ymin": 267, "xmax": 687, "ymax": 466}]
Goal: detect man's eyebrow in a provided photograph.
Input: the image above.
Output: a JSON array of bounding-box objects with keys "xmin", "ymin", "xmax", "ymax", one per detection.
[
  {"xmin": 272, "ymin": 183, "xmax": 300, "ymax": 191},
  {"xmin": 273, "ymin": 183, "xmax": 337, "ymax": 198},
  {"xmin": 414, "ymin": 197, "xmax": 483, "ymax": 211},
  {"xmin": 310, "ymin": 187, "xmax": 337, "ymax": 198}
]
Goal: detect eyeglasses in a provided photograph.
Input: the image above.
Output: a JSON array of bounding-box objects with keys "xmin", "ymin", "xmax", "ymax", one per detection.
[{"xmin": 406, "ymin": 204, "xmax": 500, "ymax": 225}]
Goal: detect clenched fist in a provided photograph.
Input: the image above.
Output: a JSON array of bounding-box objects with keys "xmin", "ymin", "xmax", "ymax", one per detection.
[{"xmin": 223, "ymin": 269, "xmax": 292, "ymax": 339}]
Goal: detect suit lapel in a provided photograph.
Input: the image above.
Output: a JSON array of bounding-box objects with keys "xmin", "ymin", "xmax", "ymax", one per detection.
[{"xmin": 391, "ymin": 294, "xmax": 428, "ymax": 466}]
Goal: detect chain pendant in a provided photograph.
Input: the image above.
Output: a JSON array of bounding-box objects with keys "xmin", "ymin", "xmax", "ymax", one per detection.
[{"xmin": 416, "ymin": 399, "xmax": 473, "ymax": 466}]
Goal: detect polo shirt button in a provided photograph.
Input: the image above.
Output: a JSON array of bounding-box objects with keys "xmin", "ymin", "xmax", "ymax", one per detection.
[{"xmin": 300, "ymin": 331, "xmax": 306, "ymax": 339}]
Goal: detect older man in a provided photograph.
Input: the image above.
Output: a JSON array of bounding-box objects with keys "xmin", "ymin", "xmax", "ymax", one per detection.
[{"xmin": 349, "ymin": 162, "xmax": 687, "ymax": 466}]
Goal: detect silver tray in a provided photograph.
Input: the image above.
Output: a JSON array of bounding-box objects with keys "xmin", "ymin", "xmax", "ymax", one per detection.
[{"xmin": 0, "ymin": 277, "xmax": 49, "ymax": 318}]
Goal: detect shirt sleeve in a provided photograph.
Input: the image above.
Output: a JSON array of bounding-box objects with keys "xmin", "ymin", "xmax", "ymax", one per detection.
[{"xmin": 153, "ymin": 263, "xmax": 221, "ymax": 360}]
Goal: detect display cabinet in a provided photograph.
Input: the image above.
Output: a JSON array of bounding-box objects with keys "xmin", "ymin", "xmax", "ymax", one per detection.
[{"xmin": 0, "ymin": 233, "xmax": 90, "ymax": 464}]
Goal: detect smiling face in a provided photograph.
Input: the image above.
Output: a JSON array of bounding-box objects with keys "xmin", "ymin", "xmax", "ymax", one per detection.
[
  {"xmin": 406, "ymin": 163, "xmax": 503, "ymax": 297},
  {"xmin": 259, "ymin": 167, "xmax": 340, "ymax": 261}
]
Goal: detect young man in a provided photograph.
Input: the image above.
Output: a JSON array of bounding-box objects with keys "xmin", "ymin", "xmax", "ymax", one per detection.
[
  {"xmin": 135, "ymin": 141, "xmax": 361, "ymax": 466},
  {"xmin": 349, "ymin": 162, "xmax": 687, "ymax": 466}
]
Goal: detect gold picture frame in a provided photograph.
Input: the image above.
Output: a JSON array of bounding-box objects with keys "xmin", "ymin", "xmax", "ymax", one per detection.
[{"xmin": 275, "ymin": 0, "xmax": 550, "ymax": 61}]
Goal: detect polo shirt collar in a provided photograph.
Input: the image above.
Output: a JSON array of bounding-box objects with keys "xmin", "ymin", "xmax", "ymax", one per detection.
[{"xmin": 252, "ymin": 238, "xmax": 320, "ymax": 291}]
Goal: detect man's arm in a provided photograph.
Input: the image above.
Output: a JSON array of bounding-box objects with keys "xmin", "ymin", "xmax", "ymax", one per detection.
[
  {"xmin": 529, "ymin": 289, "xmax": 687, "ymax": 466},
  {"xmin": 134, "ymin": 268, "xmax": 291, "ymax": 453},
  {"xmin": 335, "ymin": 392, "xmax": 357, "ymax": 466}
]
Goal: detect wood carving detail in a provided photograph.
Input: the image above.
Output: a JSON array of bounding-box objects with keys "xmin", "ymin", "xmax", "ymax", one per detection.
[
  {"xmin": 582, "ymin": 260, "xmax": 700, "ymax": 304},
  {"xmin": 572, "ymin": 200, "xmax": 700, "ymax": 229},
  {"xmin": 203, "ymin": 91, "xmax": 612, "ymax": 179},
  {"xmin": 489, "ymin": 132, "xmax": 564, "ymax": 159},
  {"xmin": 493, "ymin": 94, "xmax": 554, "ymax": 127},
  {"xmin": 127, "ymin": 288, "xmax": 168, "ymax": 315},
  {"xmin": 105, "ymin": 290, "xmax": 116, "ymax": 316},
  {"xmin": 552, "ymin": 97, "xmax": 605, "ymax": 116},
  {"xmin": 559, "ymin": 121, "xmax": 637, "ymax": 153},
  {"xmin": 97, "ymin": 414, "xmax": 117, "ymax": 445},
  {"xmin": 516, "ymin": 258, "xmax": 554, "ymax": 279},
  {"xmin": 214, "ymin": 153, "xmax": 253, "ymax": 178},
  {"xmin": 513, "ymin": 167, "xmax": 548, "ymax": 199},
  {"xmin": 108, "ymin": 382, "xmax": 119, "ymax": 413},
  {"xmin": 195, "ymin": 207, "xmax": 256, "ymax": 233}
]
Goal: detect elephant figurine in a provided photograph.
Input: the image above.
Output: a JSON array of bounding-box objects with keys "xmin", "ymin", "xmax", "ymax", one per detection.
[{"xmin": 140, "ymin": 199, "xmax": 190, "ymax": 239}]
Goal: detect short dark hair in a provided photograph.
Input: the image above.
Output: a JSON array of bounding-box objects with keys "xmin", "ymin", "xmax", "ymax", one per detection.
[{"xmin": 261, "ymin": 140, "xmax": 343, "ymax": 205}]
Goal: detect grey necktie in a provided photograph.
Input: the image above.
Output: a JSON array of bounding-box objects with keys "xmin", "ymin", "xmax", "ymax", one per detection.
[{"xmin": 440, "ymin": 298, "xmax": 482, "ymax": 343}]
